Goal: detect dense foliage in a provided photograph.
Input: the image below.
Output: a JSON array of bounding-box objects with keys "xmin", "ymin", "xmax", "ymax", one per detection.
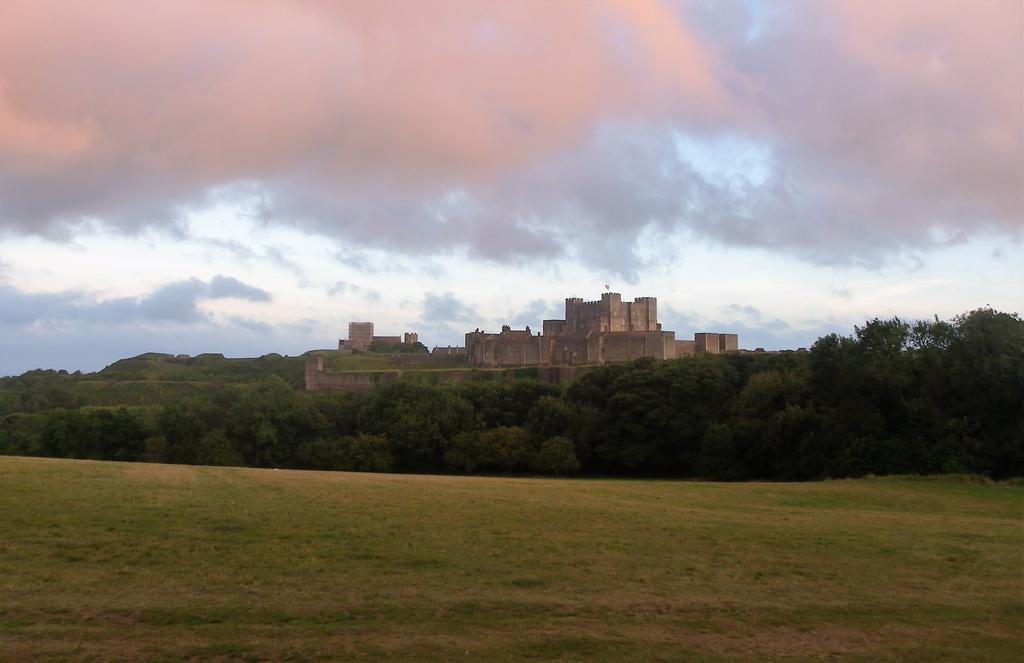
[{"xmin": 1, "ymin": 309, "xmax": 1020, "ymax": 479}]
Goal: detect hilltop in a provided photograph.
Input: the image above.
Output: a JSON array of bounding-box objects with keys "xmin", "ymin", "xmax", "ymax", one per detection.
[{"xmin": 0, "ymin": 352, "xmax": 310, "ymax": 413}]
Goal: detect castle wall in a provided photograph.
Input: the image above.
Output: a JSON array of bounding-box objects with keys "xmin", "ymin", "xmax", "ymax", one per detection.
[
  {"xmin": 305, "ymin": 354, "xmax": 397, "ymax": 391},
  {"xmin": 675, "ymin": 340, "xmax": 696, "ymax": 357},
  {"xmin": 549, "ymin": 337, "xmax": 589, "ymax": 365},
  {"xmin": 493, "ymin": 336, "xmax": 542, "ymax": 367},
  {"xmin": 599, "ymin": 331, "xmax": 675, "ymax": 363},
  {"xmin": 694, "ymin": 333, "xmax": 721, "ymax": 354},
  {"xmin": 542, "ymin": 319, "xmax": 566, "ymax": 337},
  {"xmin": 602, "ymin": 334, "xmax": 645, "ymax": 363},
  {"xmin": 431, "ymin": 345, "xmax": 466, "ymax": 357},
  {"xmin": 305, "ymin": 354, "xmax": 583, "ymax": 392},
  {"xmin": 466, "ymin": 329, "xmax": 545, "ymax": 367}
]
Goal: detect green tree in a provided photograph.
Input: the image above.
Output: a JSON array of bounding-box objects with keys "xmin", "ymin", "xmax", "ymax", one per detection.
[
  {"xmin": 359, "ymin": 383, "xmax": 477, "ymax": 472},
  {"xmin": 195, "ymin": 428, "xmax": 243, "ymax": 466},
  {"xmin": 532, "ymin": 436, "xmax": 580, "ymax": 475},
  {"xmin": 570, "ymin": 356, "xmax": 737, "ymax": 475},
  {"xmin": 338, "ymin": 434, "xmax": 394, "ymax": 472},
  {"xmin": 476, "ymin": 426, "xmax": 536, "ymax": 471}
]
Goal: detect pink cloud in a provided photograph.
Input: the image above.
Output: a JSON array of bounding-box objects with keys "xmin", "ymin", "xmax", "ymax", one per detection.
[
  {"xmin": 0, "ymin": 0, "xmax": 1019, "ymax": 268},
  {"xmin": 774, "ymin": 0, "xmax": 1023, "ymax": 225},
  {"xmin": 0, "ymin": 1, "xmax": 724, "ymax": 182}
]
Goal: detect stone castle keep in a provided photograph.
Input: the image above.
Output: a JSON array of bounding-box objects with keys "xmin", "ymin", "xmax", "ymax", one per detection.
[{"xmin": 465, "ymin": 292, "xmax": 737, "ymax": 367}]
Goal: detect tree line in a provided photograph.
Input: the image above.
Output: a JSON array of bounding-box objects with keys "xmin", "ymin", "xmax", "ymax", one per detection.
[{"xmin": 1, "ymin": 308, "xmax": 1020, "ymax": 480}]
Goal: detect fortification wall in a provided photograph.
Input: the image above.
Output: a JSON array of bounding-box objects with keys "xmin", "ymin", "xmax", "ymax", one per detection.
[
  {"xmin": 602, "ymin": 330, "xmax": 676, "ymax": 362},
  {"xmin": 549, "ymin": 337, "xmax": 588, "ymax": 365},
  {"xmin": 431, "ymin": 346, "xmax": 467, "ymax": 357},
  {"xmin": 385, "ymin": 354, "xmax": 466, "ymax": 367},
  {"xmin": 542, "ymin": 319, "xmax": 566, "ymax": 337},
  {"xmin": 306, "ymin": 355, "xmax": 392, "ymax": 391},
  {"xmin": 467, "ymin": 335, "xmax": 544, "ymax": 367},
  {"xmin": 494, "ymin": 337, "xmax": 542, "ymax": 366},
  {"xmin": 675, "ymin": 339, "xmax": 696, "ymax": 357},
  {"xmin": 694, "ymin": 332, "xmax": 721, "ymax": 354},
  {"xmin": 602, "ymin": 334, "xmax": 647, "ymax": 363},
  {"xmin": 306, "ymin": 369, "xmax": 402, "ymax": 392},
  {"xmin": 305, "ymin": 353, "xmax": 580, "ymax": 391},
  {"xmin": 466, "ymin": 328, "xmax": 546, "ymax": 367}
]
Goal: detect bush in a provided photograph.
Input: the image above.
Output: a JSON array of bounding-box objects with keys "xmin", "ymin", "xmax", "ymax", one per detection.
[
  {"xmin": 532, "ymin": 437, "xmax": 580, "ymax": 475},
  {"xmin": 444, "ymin": 427, "xmax": 537, "ymax": 472},
  {"xmin": 443, "ymin": 431, "xmax": 480, "ymax": 473},
  {"xmin": 339, "ymin": 434, "xmax": 393, "ymax": 472},
  {"xmin": 195, "ymin": 428, "xmax": 243, "ymax": 467},
  {"xmin": 478, "ymin": 426, "xmax": 536, "ymax": 471}
]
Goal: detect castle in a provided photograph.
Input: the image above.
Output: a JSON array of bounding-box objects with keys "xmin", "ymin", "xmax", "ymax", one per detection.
[
  {"xmin": 465, "ymin": 292, "xmax": 737, "ymax": 367},
  {"xmin": 306, "ymin": 292, "xmax": 739, "ymax": 391}
]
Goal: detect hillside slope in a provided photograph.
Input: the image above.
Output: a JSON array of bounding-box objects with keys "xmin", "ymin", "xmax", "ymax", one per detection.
[{"xmin": 0, "ymin": 352, "xmax": 309, "ymax": 412}]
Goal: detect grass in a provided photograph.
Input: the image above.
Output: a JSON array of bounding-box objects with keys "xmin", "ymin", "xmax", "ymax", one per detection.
[
  {"xmin": 0, "ymin": 457, "xmax": 1021, "ymax": 661},
  {"xmin": 327, "ymin": 352, "xmax": 469, "ymax": 372},
  {"xmin": 99, "ymin": 352, "xmax": 307, "ymax": 386}
]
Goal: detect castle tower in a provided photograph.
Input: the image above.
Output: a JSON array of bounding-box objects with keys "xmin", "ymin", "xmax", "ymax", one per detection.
[{"xmin": 348, "ymin": 321, "xmax": 374, "ymax": 350}]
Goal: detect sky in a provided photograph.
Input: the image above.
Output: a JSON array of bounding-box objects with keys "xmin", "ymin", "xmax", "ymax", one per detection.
[{"xmin": 0, "ymin": 0, "xmax": 1021, "ymax": 375}]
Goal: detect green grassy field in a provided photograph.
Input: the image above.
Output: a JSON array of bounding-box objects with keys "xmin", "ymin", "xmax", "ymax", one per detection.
[
  {"xmin": 326, "ymin": 351, "xmax": 469, "ymax": 372},
  {"xmin": 1, "ymin": 457, "xmax": 1020, "ymax": 660}
]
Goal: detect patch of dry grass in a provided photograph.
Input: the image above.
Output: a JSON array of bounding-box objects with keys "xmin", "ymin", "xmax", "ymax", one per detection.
[{"xmin": 1, "ymin": 457, "xmax": 1020, "ymax": 660}]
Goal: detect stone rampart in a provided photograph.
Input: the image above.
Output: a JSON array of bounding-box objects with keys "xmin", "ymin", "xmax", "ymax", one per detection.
[{"xmin": 305, "ymin": 354, "xmax": 582, "ymax": 392}]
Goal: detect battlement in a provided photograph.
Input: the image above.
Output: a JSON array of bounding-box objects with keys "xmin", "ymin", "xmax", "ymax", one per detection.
[
  {"xmin": 563, "ymin": 291, "xmax": 658, "ymax": 335},
  {"xmin": 569, "ymin": 292, "xmax": 623, "ymax": 306}
]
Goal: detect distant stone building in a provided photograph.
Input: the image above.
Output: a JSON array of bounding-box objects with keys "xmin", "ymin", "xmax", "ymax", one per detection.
[
  {"xmin": 466, "ymin": 325, "xmax": 547, "ymax": 366},
  {"xmin": 345, "ymin": 322, "xmax": 374, "ymax": 350},
  {"xmin": 339, "ymin": 322, "xmax": 419, "ymax": 351},
  {"xmin": 466, "ymin": 292, "xmax": 739, "ymax": 367}
]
